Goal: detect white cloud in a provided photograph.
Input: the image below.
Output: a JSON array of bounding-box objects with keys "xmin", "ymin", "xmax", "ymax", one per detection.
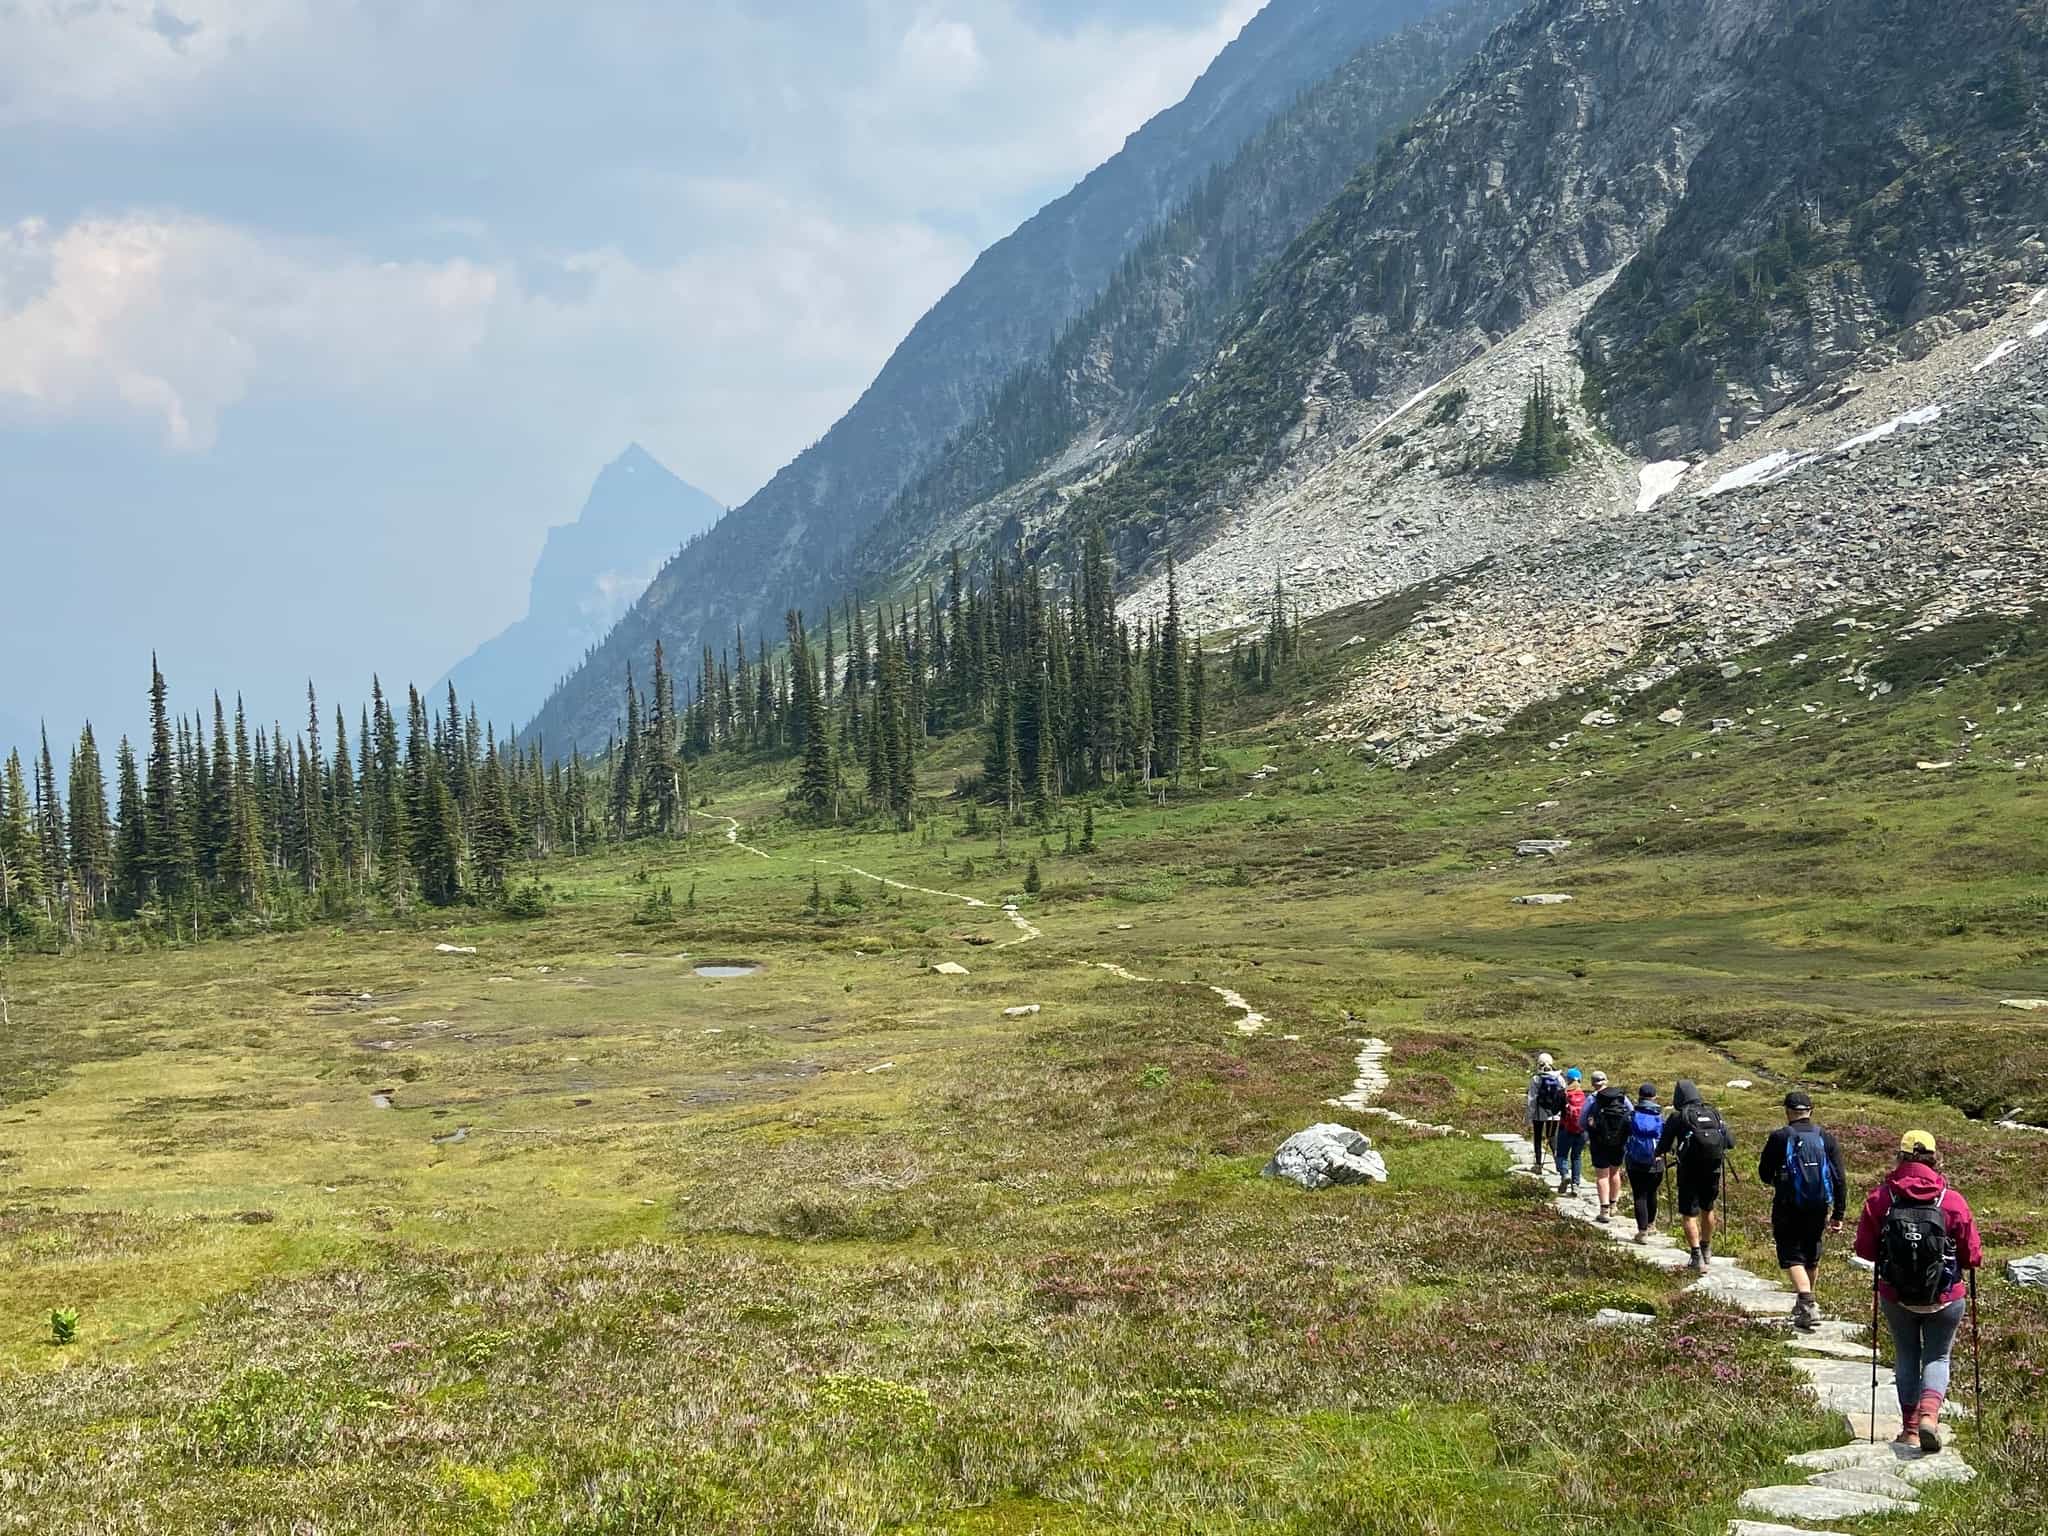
[
  {"xmin": 899, "ymin": 12, "xmax": 987, "ymax": 93},
  {"xmin": 0, "ymin": 215, "xmax": 497, "ymax": 450},
  {"xmin": 0, "ymin": 200, "xmax": 971, "ymax": 486}
]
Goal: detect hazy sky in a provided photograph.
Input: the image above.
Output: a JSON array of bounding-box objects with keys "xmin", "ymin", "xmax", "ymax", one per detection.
[{"xmin": 0, "ymin": 0, "xmax": 1258, "ymax": 756}]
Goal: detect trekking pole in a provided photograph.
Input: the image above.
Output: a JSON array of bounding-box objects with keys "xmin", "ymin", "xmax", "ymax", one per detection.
[
  {"xmin": 1969, "ymin": 1267, "xmax": 1983, "ymax": 1436},
  {"xmin": 1869, "ymin": 1263, "xmax": 1880, "ymax": 1445}
]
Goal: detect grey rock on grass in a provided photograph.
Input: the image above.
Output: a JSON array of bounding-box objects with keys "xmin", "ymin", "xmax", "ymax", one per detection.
[
  {"xmin": 1263, "ymin": 1124, "xmax": 1388, "ymax": 1189},
  {"xmin": 2006, "ymin": 1254, "xmax": 2048, "ymax": 1288}
]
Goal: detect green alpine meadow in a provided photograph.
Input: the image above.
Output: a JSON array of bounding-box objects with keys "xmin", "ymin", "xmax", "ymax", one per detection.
[{"xmin": 7, "ymin": 1, "xmax": 2048, "ymax": 1533}]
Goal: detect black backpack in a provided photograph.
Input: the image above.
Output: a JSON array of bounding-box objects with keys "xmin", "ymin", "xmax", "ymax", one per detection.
[
  {"xmin": 1534, "ymin": 1074, "xmax": 1566, "ymax": 1117},
  {"xmin": 1593, "ymin": 1090, "xmax": 1634, "ymax": 1146},
  {"xmin": 1675, "ymin": 1103, "xmax": 1727, "ymax": 1170},
  {"xmin": 1877, "ymin": 1194, "xmax": 1953, "ymax": 1307}
]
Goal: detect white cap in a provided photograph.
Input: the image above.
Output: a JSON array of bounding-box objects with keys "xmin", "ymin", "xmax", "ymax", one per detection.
[
  {"xmin": 1536, "ymin": 1052, "xmax": 1554, "ymax": 1068},
  {"xmin": 1590, "ymin": 1070, "xmax": 1608, "ymax": 1085}
]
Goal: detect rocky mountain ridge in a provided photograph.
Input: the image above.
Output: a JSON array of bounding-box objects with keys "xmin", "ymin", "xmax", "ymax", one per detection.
[
  {"xmin": 836, "ymin": 0, "xmax": 1525, "ymax": 602},
  {"xmin": 524, "ymin": 0, "xmax": 1469, "ymax": 752}
]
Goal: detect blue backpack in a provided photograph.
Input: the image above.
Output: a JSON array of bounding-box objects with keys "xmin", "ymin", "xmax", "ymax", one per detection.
[
  {"xmin": 1625, "ymin": 1106, "xmax": 1662, "ymax": 1168},
  {"xmin": 1781, "ymin": 1125, "xmax": 1835, "ymax": 1210}
]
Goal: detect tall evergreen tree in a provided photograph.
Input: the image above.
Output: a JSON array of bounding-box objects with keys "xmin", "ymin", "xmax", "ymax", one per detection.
[
  {"xmin": 111, "ymin": 738, "xmax": 147, "ymax": 917},
  {"xmin": 67, "ymin": 725, "xmax": 113, "ymax": 916},
  {"xmin": 142, "ymin": 656, "xmax": 191, "ymax": 905},
  {"xmin": 0, "ymin": 750, "xmax": 46, "ymax": 917}
]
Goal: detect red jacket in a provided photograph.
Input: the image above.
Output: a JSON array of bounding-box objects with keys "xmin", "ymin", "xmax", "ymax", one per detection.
[{"xmin": 1853, "ymin": 1163, "xmax": 1982, "ymax": 1306}]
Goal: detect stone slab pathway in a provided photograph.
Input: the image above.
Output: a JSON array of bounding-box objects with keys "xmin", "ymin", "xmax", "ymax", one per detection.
[{"xmin": 1486, "ymin": 1129, "xmax": 1976, "ymax": 1532}]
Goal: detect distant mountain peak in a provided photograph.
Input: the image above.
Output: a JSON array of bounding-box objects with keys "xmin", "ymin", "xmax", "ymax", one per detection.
[{"xmin": 436, "ymin": 447, "xmax": 725, "ymax": 731}]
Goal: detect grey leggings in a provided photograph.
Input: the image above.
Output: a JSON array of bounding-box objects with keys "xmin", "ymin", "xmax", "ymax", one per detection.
[{"xmin": 1882, "ymin": 1296, "xmax": 1965, "ymax": 1410}]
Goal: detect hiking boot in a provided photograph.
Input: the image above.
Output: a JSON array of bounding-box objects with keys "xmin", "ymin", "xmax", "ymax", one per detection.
[
  {"xmin": 1595, "ymin": 1207, "xmax": 1611, "ymax": 1225},
  {"xmin": 1633, "ymin": 1229, "xmax": 1649, "ymax": 1245},
  {"xmin": 1918, "ymin": 1392, "xmax": 1946, "ymax": 1453},
  {"xmin": 1895, "ymin": 1410, "xmax": 1920, "ymax": 1448},
  {"xmin": 1688, "ymin": 1248, "xmax": 1706, "ymax": 1275},
  {"xmin": 1791, "ymin": 1296, "xmax": 1820, "ymax": 1332}
]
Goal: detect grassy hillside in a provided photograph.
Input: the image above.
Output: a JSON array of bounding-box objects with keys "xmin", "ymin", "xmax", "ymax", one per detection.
[{"xmin": 4, "ymin": 604, "xmax": 2047, "ymax": 1534}]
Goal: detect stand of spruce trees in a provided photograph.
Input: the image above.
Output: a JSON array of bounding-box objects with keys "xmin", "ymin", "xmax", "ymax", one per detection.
[{"xmin": 0, "ymin": 532, "xmax": 1223, "ymax": 947}]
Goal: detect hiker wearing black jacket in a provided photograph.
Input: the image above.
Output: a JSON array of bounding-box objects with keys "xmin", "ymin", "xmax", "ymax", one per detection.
[
  {"xmin": 1584, "ymin": 1071, "xmax": 1632, "ymax": 1225},
  {"xmin": 1658, "ymin": 1080, "xmax": 1736, "ymax": 1275},
  {"xmin": 1758, "ymin": 1089, "xmax": 1847, "ymax": 1330}
]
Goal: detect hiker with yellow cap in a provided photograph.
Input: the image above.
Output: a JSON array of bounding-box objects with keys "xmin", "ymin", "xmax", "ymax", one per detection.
[{"xmin": 1853, "ymin": 1130, "xmax": 1984, "ymax": 1452}]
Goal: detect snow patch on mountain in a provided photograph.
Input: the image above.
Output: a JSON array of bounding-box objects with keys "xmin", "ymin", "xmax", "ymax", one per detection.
[
  {"xmin": 1705, "ymin": 451, "xmax": 1807, "ymax": 496},
  {"xmin": 1974, "ymin": 338, "xmax": 2023, "ymax": 373},
  {"xmin": 1837, "ymin": 404, "xmax": 1942, "ymax": 454},
  {"xmin": 1636, "ymin": 460, "xmax": 1690, "ymax": 512}
]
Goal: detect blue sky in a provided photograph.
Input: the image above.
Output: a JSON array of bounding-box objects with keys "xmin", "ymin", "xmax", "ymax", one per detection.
[{"xmin": 0, "ymin": 0, "xmax": 1257, "ymax": 756}]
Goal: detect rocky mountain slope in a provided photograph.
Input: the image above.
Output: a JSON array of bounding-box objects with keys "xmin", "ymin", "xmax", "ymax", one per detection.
[
  {"xmin": 1088, "ymin": 0, "xmax": 2047, "ymax": 762},
  {"xmin": 439, "ymin": 446, "xmax": 722, "ymax": 733},
  {"xmin": 525, "ymin": 0, "xmax": 1470, "ymax": 752},
  {"xmin": 836, "ymin": 0, "xmax": 1525, "ymax": 602}
]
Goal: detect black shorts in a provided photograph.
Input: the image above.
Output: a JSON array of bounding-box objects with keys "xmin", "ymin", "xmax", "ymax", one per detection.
[
  {"xmin": 1590, "ymin": 1139, "xmax": 1625, "ymax": 1171},
  {"xmin": 1773, "ymin": 1201, "xmax": 1830, "ymax": 1270},
  {"xmin": 1676, "ymin": 1161, "xmax": 1722, "ymax": 1217}
]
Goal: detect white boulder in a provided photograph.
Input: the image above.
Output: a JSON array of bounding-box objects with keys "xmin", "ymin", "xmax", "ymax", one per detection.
[
  {"xmin": 1262, "ymin": 1124, "xmax": 1387, "ymax": 1189},
  {"xmin": 2006, "ymin": 1254, "xmax": 2048, "ymax": 1288}
]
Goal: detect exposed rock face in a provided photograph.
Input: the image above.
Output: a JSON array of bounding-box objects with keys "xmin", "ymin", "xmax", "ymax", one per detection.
[
  {"xmin": 1581, "ymin": 0, "xmax": 2048, "ymax": 456},
  {"xmin": 1263, "ymin": 1123, "xmax": 1388, "ymax": 1188},
  {"xmin": 2008, "ymin": 1255, "xmax": 2048, "ymax": 1289},
  {"xmin": 845, "ymin": 0, "xmax": 1525, "ymax": 597},
  {"xmin": 439, "ymin": 445, "xmax": 722, "ymax": 730}
]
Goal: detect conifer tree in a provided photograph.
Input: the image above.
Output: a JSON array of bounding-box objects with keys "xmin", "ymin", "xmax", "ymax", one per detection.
[
  {"xmin": 646, "ymin": 641, "xmax": 681, "ymax": 836},
  {"xmin": 411, "ymin": 752, "xmax": 464, "ymax": 907},
  {"xmin": 1157, "ymin": 561, "xmax": 1187, "ymax": 780},
  {"xmin": 34, "ymin": 728, "xmax": 66, "ymax": 901},
  {"xmin": 471, "ymin": 738, "xmax": 518, "ymax": 894},
  {"xmin": 111, "ymin": 738, "xmax": 147, "ymax": 917},
  {"xmin": 330, "ymin": 706, "xmax": 359, "ymax": 884},
  {"xmin": 67, "ymin": 725, "xmax": 112, "ymax": 916},
  {"xmin": 795, "ymin": 663, "xmax": 836, "ymax": 823},
  {"xmin": 142, "ymin": 656, "xmax": 191, "ymax": 905},
  {"xmin": 0, "ymin": 751, "xmax": 46, "ymax": 918}
]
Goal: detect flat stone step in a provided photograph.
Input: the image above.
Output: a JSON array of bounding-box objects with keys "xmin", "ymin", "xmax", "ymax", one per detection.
[
  {"xmin": 1789, "ymin": 1441, "xmax": 1976, "ymax": 1487},
  {"xmin": 1809, "ymin": 1467, "xmax": 1920, "ymax": 1500},
  {"xmin": 1786, "ymin": 1335, "xmax": 1880, "ymax": 1362},
  {"xmin": 1727, "ymin": 1522, "xmax": 1853, "ymax": 1536},
  {"xmin": 1737, "ymin": 1484, "xmax": 1918, "ymax": 1522}
]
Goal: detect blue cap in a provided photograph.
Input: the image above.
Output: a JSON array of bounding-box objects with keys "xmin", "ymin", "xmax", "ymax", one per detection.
[{"xmin": 1564, "ymin": 1068, "xmax": 1582, "ymax": 1082}]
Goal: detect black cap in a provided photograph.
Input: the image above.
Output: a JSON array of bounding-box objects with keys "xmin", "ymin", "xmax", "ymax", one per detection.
[
  {"xmin": 1638, "ymin": 1082, "xmax": 1657, "ymax": 1100},
  {"xmin": 1784, "ymin": 1089, "xmax": 1814, "ymax": 1113}
]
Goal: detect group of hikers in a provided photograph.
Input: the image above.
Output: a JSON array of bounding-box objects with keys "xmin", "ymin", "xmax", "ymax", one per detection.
[{"xmin": 1524, "ymin": 1054, "xmax": 1984, "ymax": 1452}]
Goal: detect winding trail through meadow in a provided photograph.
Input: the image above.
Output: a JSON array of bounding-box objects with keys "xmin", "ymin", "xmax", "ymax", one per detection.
[{"xmin": 708, "ymin": 811, "xmax": 1975, "ymax": 1529}]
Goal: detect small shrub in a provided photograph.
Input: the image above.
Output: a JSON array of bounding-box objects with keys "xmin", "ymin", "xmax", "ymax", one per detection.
[
  {"xmin": 1024, "ymin": 859, "xmax": 1042, "ymax": 894},
  {"xmin": 49, "ymin": 1308, "xmax": 78, "ymax": 1347},
  {"xmin": 440, "ymin": 1458, "xmax": 543, "ymax": 1517},
  {"xmin": 1425, "ymin": 386, "xmax": 1470, "ymax": 425},
  {"xmin": 501, "ymin": 881, "xmax": 550, "ymax": 919}
]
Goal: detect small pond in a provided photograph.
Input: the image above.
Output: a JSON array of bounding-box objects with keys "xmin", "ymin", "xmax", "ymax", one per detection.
[{"xmin": 693, "ymin": 963, "xmax": 762, "ymax": 979}]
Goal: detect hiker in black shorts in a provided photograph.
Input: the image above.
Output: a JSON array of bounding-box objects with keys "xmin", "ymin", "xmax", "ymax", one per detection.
[
  {"xmin": 1758, "ymin": 1089, "xmax": 1847, "ymax": 1330},
  {"xmin": 1585, "ymin": 1071, "xmax": 1631, "ymax": 1224},
  {"xmin": 1657, "ymin": 1080, "xmax": 1735, "ymax": 1275}
]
